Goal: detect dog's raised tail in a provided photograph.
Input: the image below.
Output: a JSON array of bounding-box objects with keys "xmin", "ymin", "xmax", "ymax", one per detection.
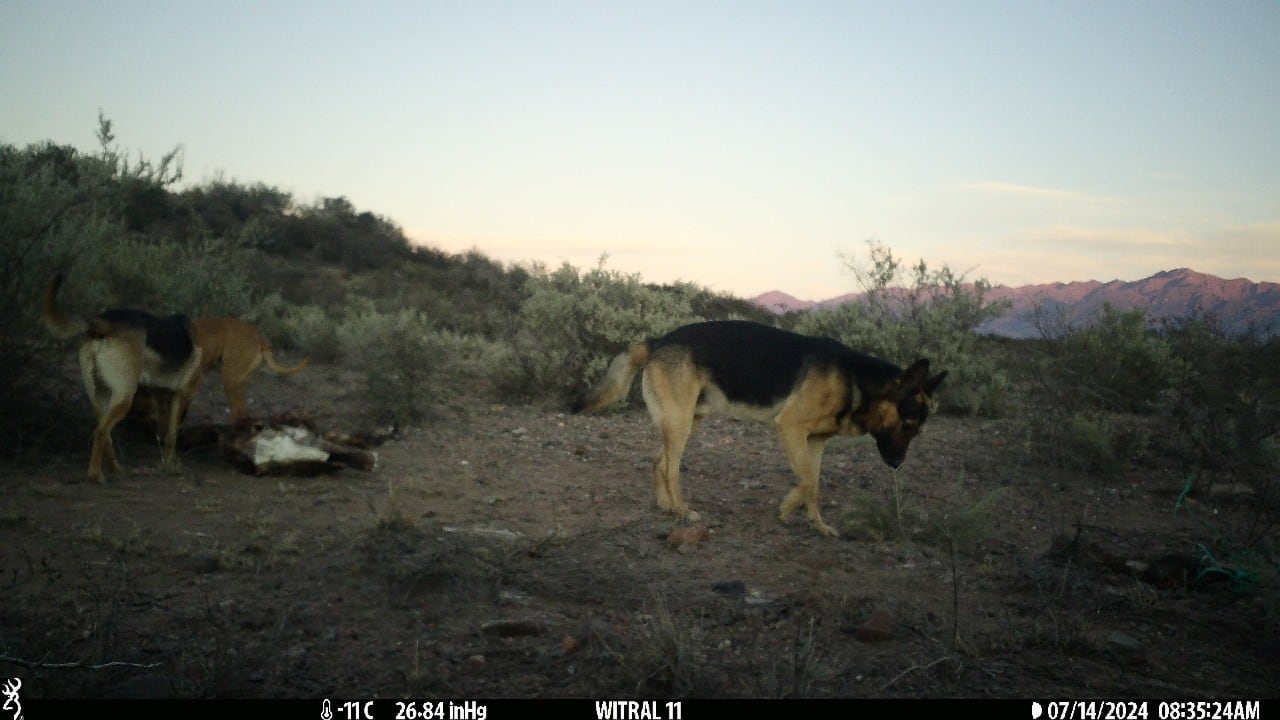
[
  {"xmin": 571, "ymin": 342, "xmax": 650, "ymax": 414},
  {"xmin": 42, "ymin": 274, "xmax": 88, "ymax": 340}
]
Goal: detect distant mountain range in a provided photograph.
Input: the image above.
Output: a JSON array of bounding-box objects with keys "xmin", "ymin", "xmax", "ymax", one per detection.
[{"xmin": 751, "ymin": 268, "xmax": 1280, "ymax": 338}]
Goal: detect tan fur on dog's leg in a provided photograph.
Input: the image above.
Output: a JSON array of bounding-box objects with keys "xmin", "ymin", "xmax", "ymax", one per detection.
[
  {"xmin": 80, "ymin": 336, "xmax": 141, "ymax": 481},
  {"xmin": 221, "ymin": 354, "xmax": 261, "ymax": 423},
  {"xmin": 163, "ymin": 347, "xmax": 203, "ymax": 465},
  {"xmin": 88, "ymin": 397, "xmax": 134, "ymax": 482},
  {"xmin": 641, "ymin": 361, "xmax": 702, "ymax": 521},
  {"xmin": 161, "ymin": 392, "xmax": 182, "ymax": 465},
  {"xmin": 777, "ymin": 428, "xmax": 837, "ymax": 537}
]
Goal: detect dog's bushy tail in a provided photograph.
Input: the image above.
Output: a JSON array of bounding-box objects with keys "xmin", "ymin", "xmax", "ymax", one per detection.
[
  {"xmin": 571, "ymin": 342, "xmax": 650, "ymax": 413},
  {"xmin": 263, "ymin": 349, "xmax": 310, "ymax": 376},
  {"xmin": 41, "ymin": 274, "xmax": 88, "ymax": 340}
]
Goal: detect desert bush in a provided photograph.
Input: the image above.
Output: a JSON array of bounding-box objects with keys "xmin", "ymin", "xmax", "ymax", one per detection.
[
  {"xmin": 421, "ymin": 330, "xmax": 506, "ymax": 397},
  {"xmin": 334, "ymin": 304, "xmax": 507, "ymax": 423},
  {"xmin": 345, "ymin": 252, "xmax": 530, "ymax": 338},
  {"xmin": 837, "ymin": 475, "xmax": 922, "ymax": 542},
  {"xmin": 490, "ymin": 260, "xmax": 701, "ymax": 403},
  {"xmin": 178, "ymin": 178, "xmax": 293, "ymax": 245},
  {"xmin": 1159, "ymin": 317, "xmax": 1280, "ymax": 493},
  {"xmin": 282, "ymin": 304, "xmax": 344, "ymax": 363},
  {"xmin": 2, "ymin": 116, "xmax": 255, "ymax": 320},
  {"xmin": 623, "ymin": 596, "xmax": 715, "ymax": 697},
  {"xmin": 1156, "ymin": 318, "xmax": 1280, "ymax": 626},
  {"xmin": 1173, "ymin": 470, "xmax": 1280, "ymax": 628},
  {"xmin": 65, "ymin": 233, "xmax": 256, "ymax": 318},
  {"xmin": 1022, "ymin": 303, "xmax": 1280, "ymax": 483},
  {"xmin": 915, "ymin": 486, "xmax": 1007, "ymax": 558},
  {"xmin": 0, "ymin": 138, "xmax": 117, "ymax": 455},
  {"xmin": 839, "ymin": 473, "xmax": 1004, "ymax": 554},
  {"xmin": 1025, "ymin": 410, "xmax": 1151, "ymax": 476},
  {"xmin": 792, "ymin": 241, "xmax": 1012, "ymax": 416},
  {"xmin": 273, "ymin": 195, "xmax": 414, "ymax": 272},
  {"xmin": 1033, "ymin": 303, "xmax": 1176, "ymax": 415},
  {"xmin": 1016, "ymin": 303, "xmax": 1176, "ymax": 473},
  {"xmin": 337, "ymin": 306, "xmax": 439, "ymax": 425}
]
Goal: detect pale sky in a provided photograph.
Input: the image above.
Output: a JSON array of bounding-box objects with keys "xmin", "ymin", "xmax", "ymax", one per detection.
[{"xmin": 3, "ymin": 1, "xmax": 1278, "ymax": 300}]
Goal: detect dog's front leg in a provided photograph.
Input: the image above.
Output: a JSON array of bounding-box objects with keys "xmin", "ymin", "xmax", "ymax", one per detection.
[
  {"xmin": 777, "ymin": 429, "xmax": 837, "ymax": 537},
  {"xmin": 653, "ymin": 434, "xmax": 700, "ymax": 522}
]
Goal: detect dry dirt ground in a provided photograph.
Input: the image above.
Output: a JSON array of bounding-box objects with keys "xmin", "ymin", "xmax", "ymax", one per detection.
[{"xmin": 2, "ymin": 363, "xmax": 1277, "ymax": 700}]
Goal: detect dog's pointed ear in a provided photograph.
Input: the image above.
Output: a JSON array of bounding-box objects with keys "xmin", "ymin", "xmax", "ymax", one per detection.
[
  {"xmin": 924, "ymin": 370, "xmax": 947, "ymax": 396},
  {"xmin": 898, "ymin": 359, "xmax": 930, "ymax": 389}
]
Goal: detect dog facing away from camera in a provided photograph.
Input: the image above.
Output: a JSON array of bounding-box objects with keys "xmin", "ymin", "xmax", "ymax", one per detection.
[
  {"xmin": 571, "ymin": 320, "xmax": 947, "ymax": 537},
  {"xmin": 42, "ymin": 274, "xmax": 205, "ymax": 482}
]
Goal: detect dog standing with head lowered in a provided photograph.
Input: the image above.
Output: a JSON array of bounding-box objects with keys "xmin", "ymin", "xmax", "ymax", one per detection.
[
  {"xmin": 572, "ymin": 320, "xmax": 947, "ymax": 537},
  {"xmin": 42, "ymin": 274, "xmax": 204, "ymax": 482}
]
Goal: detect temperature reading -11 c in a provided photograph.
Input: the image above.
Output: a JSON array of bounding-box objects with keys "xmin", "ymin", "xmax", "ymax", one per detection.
[{"xmin": 341, "ymin": 701, "xmax": 375, "ymax": 720}]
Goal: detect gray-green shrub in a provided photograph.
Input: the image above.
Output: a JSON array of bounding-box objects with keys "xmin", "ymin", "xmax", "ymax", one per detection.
[
  {"xmin": 337, "ymin": 306, "xmax": 439, "ymax": 425},
  {"xmin": 491, "ymin": 260, "xmax": 702, "ymax": 404}
]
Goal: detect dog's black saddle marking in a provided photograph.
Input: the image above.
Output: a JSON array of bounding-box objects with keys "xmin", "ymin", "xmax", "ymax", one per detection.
[
  {"xmin": 98, "ymin": 308, "xmax": 196, "ymax": 371},
  {"xmin": 651, "ymin": 320, "xmax": 902, "ymax": 408}
]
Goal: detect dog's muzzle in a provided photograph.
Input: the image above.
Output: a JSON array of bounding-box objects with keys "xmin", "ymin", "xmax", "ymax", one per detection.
[{"xmin": 874, "ymin": 434, "xmax": 907, "ymax": 469}]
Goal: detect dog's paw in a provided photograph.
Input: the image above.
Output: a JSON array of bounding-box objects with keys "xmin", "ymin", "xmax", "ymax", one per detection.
[{"xmin": 813, "ymin": 520, "xmax": 839, "ymax": 538}]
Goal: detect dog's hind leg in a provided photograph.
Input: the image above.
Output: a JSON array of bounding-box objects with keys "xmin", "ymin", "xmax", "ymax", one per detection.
[
  {"xmin": 642, "ymin": 362, "xmax": 702, "ymax": 522},
  {"xmin": 222, "ymin": 352, "xmax": 262, "ymax": 423},
  {"xmin": 156, "ymin": 392, "xmax": 182, "ymax": 465},
  {"xmin": 162, "ymin": 348, "xmax": 205, "ymax": 465},
  {"xmin": 87, "ymin": 395, "xmax": 133, "ymax": 481},
  {"xmin": 777, "ymin": 429, "xmax": 838, "ymax": 537},
  {"xmin": 81, "ymin": 336, "xmax": 148, "ymax": 480},
  {"xmin": 80, "ymin": 346, "xmax": 123, "ymax": 481}
]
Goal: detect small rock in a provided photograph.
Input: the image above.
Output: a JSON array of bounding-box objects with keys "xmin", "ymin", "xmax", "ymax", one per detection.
[
  {"xmin": 1106, "ymin": 630, "xmax": 1146, "ymax": 666},
  {"xmin": 667, "ymin": 524, "xmax": 711, "ymax": 548},
  {"xmin": 498, "ymin": 589, "xmax": 530, "ymax": 605},
  {"xmin": 855, "ymin": 608, "xmax": 898, "ymax": 643},
  {"xmin": 564, "ymin": 619, "xmax": 621, "ymax": 653},
  {"xmin": 712, "ymin": 580, "xmax": 747, "ymax": 597},
  {"xmin": 187, "ymin": 553, "xmax": 222, "ymax": 574},
  {"xmin": 480, "ymin": 618, "xmax": 548, "ymax": 637}
]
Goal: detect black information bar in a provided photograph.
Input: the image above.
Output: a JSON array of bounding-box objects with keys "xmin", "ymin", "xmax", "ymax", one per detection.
[{"xmin": 20, "ymin": 698, "xmax": 1270, "ymax": 720}]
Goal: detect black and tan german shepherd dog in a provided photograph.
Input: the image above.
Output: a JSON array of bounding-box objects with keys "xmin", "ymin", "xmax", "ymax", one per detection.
[
  {"xmin": 43, "ymin": 274, "xmax": 205, "ymax": 482},
  {"xmin": 572, "ymin": 320, "xmax": 947, "ymax": 537}
]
